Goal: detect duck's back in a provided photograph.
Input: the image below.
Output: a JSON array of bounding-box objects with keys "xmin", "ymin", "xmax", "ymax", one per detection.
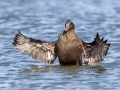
[{"xmin": 56, "ymin": 36, "xmax": 83, "ymax": 66}]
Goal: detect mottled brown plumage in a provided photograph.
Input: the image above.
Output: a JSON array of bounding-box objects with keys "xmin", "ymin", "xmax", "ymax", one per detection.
[{"xmin": 13, "ymin": 20, "xmax": 110, "ymax": 66}]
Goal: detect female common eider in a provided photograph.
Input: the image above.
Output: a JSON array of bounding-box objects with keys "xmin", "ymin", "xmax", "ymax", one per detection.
[{"xmin": 13, "ymin": 20, "xmax": 110, "ymax": 66}]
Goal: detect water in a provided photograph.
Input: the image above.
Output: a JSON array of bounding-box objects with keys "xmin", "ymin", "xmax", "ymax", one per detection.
[{"xmin": 0, "ymin": 0, "xmax": 120, "ymax": 90}]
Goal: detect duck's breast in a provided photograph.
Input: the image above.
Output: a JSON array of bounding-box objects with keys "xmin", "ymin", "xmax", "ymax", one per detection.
[{"xmin": 56, "ymin": 38, "xmax": 83, "ymax": 65}]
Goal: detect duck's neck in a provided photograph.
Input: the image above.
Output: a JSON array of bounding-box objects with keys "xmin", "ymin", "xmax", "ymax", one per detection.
[
  {"xmin": 65, "ymin": 29, "xmax": 77, "ymax": 39},
  {"xmin": 59, "ymin": 29, "xmax": 77, "ymax": 41}
]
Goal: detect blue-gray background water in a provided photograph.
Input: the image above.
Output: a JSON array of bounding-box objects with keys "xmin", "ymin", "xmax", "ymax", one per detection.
[{"xmin": 0, "ymin": 0, "xmax": 120, "ymax": 90}]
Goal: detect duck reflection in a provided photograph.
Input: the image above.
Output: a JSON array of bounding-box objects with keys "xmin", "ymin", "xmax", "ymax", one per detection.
[
  {"xmin": 19, "ymin": 64, "xmax": 106, "ymax": 75},
  {"xmin": 19, "ymin": 65, "xmax": 53, "ymax": 73},
  {"xmin": 86, "ymin": 65, "xmax": 106, "ymax": 74},
  {"xmin": 18, "ymin": 65, "xmax": 80, "ymax": 75}
]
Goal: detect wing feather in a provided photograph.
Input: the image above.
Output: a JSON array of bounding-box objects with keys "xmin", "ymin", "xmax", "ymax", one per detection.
[
  {"xmin": 83, "ymin": 33, "xmax": 110, "ymax": 66},
  {"xmin": 13, "ymin": 31, "xmax": 57, "ymax": 64}
]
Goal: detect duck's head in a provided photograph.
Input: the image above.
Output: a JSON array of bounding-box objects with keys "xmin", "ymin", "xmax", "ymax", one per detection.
[{"xmin": 65, "ymin": 20, "xmax": 74, "ymax": 31}]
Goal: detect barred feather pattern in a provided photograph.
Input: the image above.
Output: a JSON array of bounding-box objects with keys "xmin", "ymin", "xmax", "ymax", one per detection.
[
  {"xmin": 13, "ymin": 31, "xmax": 57, "ymax": 64},
  {"xmin": 83, "ymin": 33, "xmax": 110, "ymax": 66}
]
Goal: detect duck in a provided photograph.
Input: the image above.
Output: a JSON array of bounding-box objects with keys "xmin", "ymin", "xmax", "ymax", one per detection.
[{"xmin": 13, "ymin": 20, "xmax": 110, "ymax": 66}]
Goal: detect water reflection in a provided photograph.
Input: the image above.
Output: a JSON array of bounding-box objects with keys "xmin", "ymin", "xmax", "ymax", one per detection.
[
  {"xmin": 19, "ymin": 65, "xmax": 80, "ymax": 75},
  {"xmin": 19, "ymin": 65, "xmax": 106, "ymax": 75},
  {"xmin": 59, "ymin": 66, "xmax": 80, "ymax": 75},
  {"xmin": 86, "ymin": 65, "xmax": 106, "ymax": 74},
  {"xmin": 19, "ymin": 65, "xmax": 53, "ymax": 73}
]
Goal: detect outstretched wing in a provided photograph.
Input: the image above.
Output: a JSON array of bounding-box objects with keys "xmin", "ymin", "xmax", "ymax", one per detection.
[
  {"xmin": 13, "ymin": 31, "xmax": 57, "ymax": 64},
  {"xmin": 83, "ymin": 33, "xmax": 110, "ymax": 66}
]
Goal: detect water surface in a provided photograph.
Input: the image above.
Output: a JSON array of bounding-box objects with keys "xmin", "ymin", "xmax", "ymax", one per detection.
[{"xmin": 0, "ymin": 0, "xmax": 120, "ymax": 90}]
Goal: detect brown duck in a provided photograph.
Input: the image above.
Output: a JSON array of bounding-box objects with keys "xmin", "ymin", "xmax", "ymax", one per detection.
[{"xmin": 13, "ymin": 20, "xmax": 110, "ymax": 66}]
